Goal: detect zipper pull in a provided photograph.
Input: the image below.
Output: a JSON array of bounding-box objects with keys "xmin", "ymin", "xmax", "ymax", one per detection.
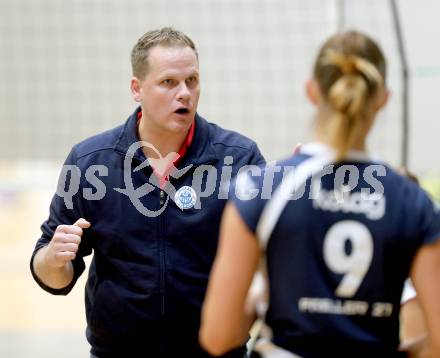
[{"xmin": 160, "ymin": 190, "xmax": 165, "ymax": 205}]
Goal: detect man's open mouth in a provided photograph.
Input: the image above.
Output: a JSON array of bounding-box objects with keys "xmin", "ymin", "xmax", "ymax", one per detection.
[{"xmin": 175, "ymin": 108, "xmax": 189, "ymax": 114}]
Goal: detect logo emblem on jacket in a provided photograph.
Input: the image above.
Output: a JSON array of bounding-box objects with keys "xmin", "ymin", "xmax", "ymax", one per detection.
[
  {"xmin": 175, "ymin": 186, "xmax": 197, "ymax": 210},
  {"xmin": 114, "ymin": 141, "xmax": 193, "ymax": 217}
]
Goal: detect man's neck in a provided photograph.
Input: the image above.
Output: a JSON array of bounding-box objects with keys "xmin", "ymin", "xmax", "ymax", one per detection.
[{"xmin": 138, "ymin": 120, "xmax": 189, "ymax": 158}]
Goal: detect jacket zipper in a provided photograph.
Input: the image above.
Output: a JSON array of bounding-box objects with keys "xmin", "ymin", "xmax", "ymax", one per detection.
[
  {"xmin": 159, "ymin": 189, "xmax": 166, "ymax": 316},
  {"xmin": 157, "ymin": 161, "xmax": 215, "ymax": 317}
]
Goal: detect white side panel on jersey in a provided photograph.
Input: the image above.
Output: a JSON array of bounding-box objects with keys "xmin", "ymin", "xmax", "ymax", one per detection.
[
  {"xmin": 256, "ymin": 154, "xmax": 334, "ymax": 250},
  {"xmin": 252, "ymin": 337, "xmax": 303, "ymax": 358},
  {"xmin": 401, "ymin": 278, "xmax": 417, "ymax": 304}
]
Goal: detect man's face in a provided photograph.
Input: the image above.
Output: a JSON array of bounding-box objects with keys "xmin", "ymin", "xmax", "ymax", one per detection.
[{"xmin": 132, "ymin": 45, "xmax": 200, "ymax": 134}]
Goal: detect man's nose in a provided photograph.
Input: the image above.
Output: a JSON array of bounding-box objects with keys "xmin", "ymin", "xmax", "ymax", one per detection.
[{"xmin": 176, "ymin": 82, "xmax": 191, "ymax": 102}]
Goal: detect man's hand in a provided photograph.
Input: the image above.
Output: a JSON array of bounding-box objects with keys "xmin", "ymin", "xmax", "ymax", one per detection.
[{"xmin": 44, "ymin": 218, "xmax": 91, "ymax": 269}]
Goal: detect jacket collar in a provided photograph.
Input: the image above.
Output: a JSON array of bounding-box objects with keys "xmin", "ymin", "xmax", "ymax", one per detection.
[{"xmin": 114, "ymin": 106, "xmax": 218, "ymax": 166}]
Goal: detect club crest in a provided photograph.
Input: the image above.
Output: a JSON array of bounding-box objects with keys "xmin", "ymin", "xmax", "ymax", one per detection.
[{"xmin": 175, "ymin": 186, "xmax": 197, "ymax": 210}]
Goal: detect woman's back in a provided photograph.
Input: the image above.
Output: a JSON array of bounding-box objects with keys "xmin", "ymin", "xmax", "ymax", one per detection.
[{"xmin": 234, "ymin": 143, "xmax": 440, "ymax": 356}]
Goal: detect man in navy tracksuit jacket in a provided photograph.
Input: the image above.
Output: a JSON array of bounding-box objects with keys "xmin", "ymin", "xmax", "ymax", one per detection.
[{"xmin": 30, "ymin": 28, "xmax": 264, "ymax": 357}]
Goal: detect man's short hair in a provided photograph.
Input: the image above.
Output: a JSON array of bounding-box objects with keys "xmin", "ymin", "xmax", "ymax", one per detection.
[{"xmin": 131, "ymin": 27, "xmax": 198, "ymax": 79}]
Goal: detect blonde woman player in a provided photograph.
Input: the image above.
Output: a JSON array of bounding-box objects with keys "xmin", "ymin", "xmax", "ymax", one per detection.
[{"xmin": 200, "ymin": 31, "xmax": 440, "ymax": 358}]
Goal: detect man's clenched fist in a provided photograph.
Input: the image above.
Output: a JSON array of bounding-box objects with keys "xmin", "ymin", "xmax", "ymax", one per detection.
[{"xmin": 45, "ymin": 218, "xmax": 91, "ymax": 268}]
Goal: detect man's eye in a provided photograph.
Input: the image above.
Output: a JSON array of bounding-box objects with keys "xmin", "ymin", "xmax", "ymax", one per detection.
[
  {"xmin": 162, "ymin": 79, "xmax": 174, "ymax": 85},
  {"xmin": 186, "ymin": 77, "xmax": 198, "ymax": 85}
]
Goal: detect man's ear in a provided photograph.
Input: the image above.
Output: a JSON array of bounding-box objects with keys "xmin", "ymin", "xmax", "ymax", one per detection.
[
  {"xmin": 130, "ymin": 77, "xmax": 142, "ymax": 102},
  {"xmin": 306, "ymin": 79, "xmax": 321, "ymax": 106}
]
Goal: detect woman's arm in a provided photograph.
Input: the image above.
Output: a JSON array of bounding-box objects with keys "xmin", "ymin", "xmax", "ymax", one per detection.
[
  {"xmin": 200, "ymin": 202, "xmax": 261, "ymax": 356},
  {"xmin": 408, "ymin": 239, "xmax": 440, "ymax": 358}
]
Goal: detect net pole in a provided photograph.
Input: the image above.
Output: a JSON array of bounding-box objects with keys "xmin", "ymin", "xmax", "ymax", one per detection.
[
  {"xmin": 390, "ymin": 0, "xmax": 410, "ymax": 168},
  {"xmin": 337, "ymin": 0, "xmax": 346, "ymax": 31}
]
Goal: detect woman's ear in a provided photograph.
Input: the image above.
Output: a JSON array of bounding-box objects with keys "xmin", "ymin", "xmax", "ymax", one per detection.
[
  {"xmin": 306, "ymin": 79, "xmax": 321, "ymax": 106},
  {"xmin": 375, "ymin": 88, "xmax": 390, "ymax": 111}
]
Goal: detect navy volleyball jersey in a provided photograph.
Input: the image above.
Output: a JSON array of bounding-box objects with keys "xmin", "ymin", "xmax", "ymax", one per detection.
[{"xmin": 232, "ymin": 143, "xmax": 440, "ymax": 358}]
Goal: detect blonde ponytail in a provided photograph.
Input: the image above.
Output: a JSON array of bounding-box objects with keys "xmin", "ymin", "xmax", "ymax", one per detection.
[
  {"xmin": 327, "ymin": 74, "xmax": 369, "ymax": 160},
  {"xmin": 313, "ymin": 32, "xmax": 386, "ymax": 161}
]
